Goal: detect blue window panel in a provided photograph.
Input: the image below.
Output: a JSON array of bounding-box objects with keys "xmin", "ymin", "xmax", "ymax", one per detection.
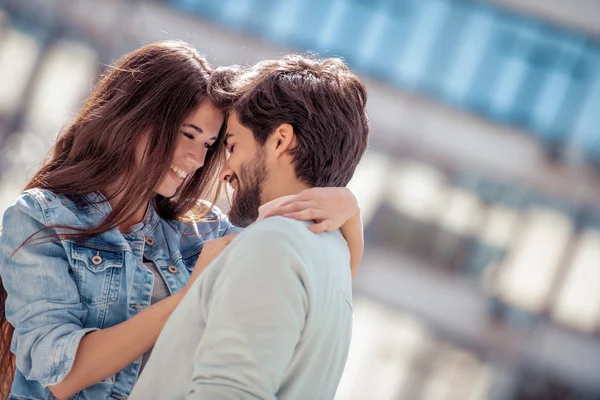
[
  {"xmin": 489, "ymin": 18, "xmax": 547, "ymax": 124},
  {"xmin": 555, "ymin": 29, "xmax": 589, "ymax": 73},
  {"xmin": 168, "ymin": 0, "xmax": 226, "ymax": 22},
  {"xmin": 220, "ymin": 0, "xmax": 254, "ymax": 29},
  {"xmin": 421, "ymin": 1, "xmax": 470, "ymax": 97},
  {"xmin": 319, "ymin": 0, "xmax": 376, "ymax": 65},
  {"xmin": 530, "ymin": 31, "xmax": 589, "ymax": 143},
  {"xmin": 531, "ymin": 71, "xmax": 572, "ymax": 134},
  {"xmin": 228, "ymin": 0, "xmax": 281, "ymax": 36},
  {"xmin": 508, "ymin": 33, "xmax": 558, "ymax": 131},
  {"xmin": 286, "ymin": 0, "xmax": 334, "ymax": 51},
  {"xmin": 487, "ymin": 55, "xmax": 529, "ymax": 123},
  {"xmin": 541, "ymin": 51, "xmax": 593, "ymax": 144},
  {"xmin": 354, "ymin": 7, "xmax": 388, "ymax": 71},
  {"xmin": 262, "ymin": 0, "xmax": 303, "ymax": 44},
  {"xmin": 571, "ymin": 46, "xmax": 600, "ymax": 160},
  {"xmin": 463, "ymin": 13, "xmax": 512, "ymax": 118},
  {"xmin": 442, "ymin": 4, "xmax": 496, "ymax": 105},
  {"xmin": 309, "ymin": 0, "xmax": 345, "ymax": 53},
  {"xmin": 529, "ymin": 31, "xmax": 578, "ymax": 134},
  {"xmin": 395, "ymin": 0, "xmax": 451, "ymax": 89},
  {"xmin": 364, "ymin": 0, "xmax": 418, "ymax": 84},
  {"xmin": 467, "ymin": 13, "xmax": 538, "ymax": 121}
]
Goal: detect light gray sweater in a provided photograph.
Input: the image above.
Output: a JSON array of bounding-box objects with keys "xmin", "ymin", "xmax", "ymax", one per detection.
[{"xmin": 130, "ymin": 216, "xmax": 353, "ymax": 400}]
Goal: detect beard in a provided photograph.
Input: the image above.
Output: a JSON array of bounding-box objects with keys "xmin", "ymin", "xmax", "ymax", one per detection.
[{"xmin": 227, "ymin": 151, "xmax": 268, "ymax": 228}]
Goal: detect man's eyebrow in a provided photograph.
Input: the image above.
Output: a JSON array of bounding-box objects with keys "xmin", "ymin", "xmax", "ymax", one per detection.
[
  {"xmin": 224, "ymin": 133, "xmax": 233, "ymax": 146},
  {"xmin": 182, "ymin": 123, "xmax": 203, "ymax": 134}
]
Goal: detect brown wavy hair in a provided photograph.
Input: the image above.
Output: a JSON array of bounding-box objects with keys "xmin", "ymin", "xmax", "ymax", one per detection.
[
  {"xmin": 0, "ymin": 40, "xmax": 229, "ymax": 396},
  {"xmin": 210, "ymin": 55, "xmax": 369, "ymax": 187}
]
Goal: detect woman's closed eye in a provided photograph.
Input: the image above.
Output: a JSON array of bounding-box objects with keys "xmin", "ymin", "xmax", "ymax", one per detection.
[{"xmin": 182, "ymin": 131, "xmax": 195, "ymax": 140}]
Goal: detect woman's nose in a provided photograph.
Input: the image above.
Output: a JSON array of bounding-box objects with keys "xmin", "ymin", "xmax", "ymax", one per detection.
[{"xmin": 187, "ymin": 145, "xmax": 207, "ymax": 169}]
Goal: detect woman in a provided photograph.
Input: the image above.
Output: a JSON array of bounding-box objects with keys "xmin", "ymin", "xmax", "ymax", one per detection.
[{"xmin": 0, "ymin": 41, "xmax": 363, "ymax": 399}]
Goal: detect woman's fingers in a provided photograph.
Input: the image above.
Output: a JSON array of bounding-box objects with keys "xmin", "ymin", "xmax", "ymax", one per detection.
[
  {"xmin": 283, "ymin": 208, "xmax": 325, "ymax": 221},
  {"xmin": 268, "ymin": 206, "xmax": 335, "ymax": 233},
  {"xmin": 292, "ymin": 187, "xmax": 326, "ymax": 201},
  {"xmin": 308, "ymin": 220, "xmax": 334, "ymax": 233},
  {"xmin": 263, "ymin": 201, "xmax": 315, "ymax": 218}
]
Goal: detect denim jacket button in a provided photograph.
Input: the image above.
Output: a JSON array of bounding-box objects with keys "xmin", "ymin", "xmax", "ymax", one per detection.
[
  {"xmin": 168, "ymin": 265, "xmax": 178, "ymax": 274},
  {"xmin": 91, "ymin": 255, "xmax": 103, "ymax": 265},
  {"xmin": 145, "ymin": 237, "xmax": 155, "ymax": 246}
]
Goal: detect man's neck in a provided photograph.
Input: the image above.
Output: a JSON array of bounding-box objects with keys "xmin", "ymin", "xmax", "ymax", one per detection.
[
  {"xmin": 257, "ymin": 179, "xmax": 311, "ymax": 222},
  {"xmin": 263, "ymin": 179, "xmax": 310, "ymax": 204}
]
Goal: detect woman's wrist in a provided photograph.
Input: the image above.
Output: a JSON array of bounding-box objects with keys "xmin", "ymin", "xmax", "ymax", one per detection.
[
  {"xmin": 343, "ymin": 187, "xmax": 360, "ymax": 218},
  {"xmin": 172, "ymin": 286, "xmax": 189, "ymax": 304}
]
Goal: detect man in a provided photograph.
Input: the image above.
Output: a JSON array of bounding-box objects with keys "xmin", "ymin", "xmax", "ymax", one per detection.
[{"xmin": 130, "ymin": 55, "xmax": 369, "ymax": 399}]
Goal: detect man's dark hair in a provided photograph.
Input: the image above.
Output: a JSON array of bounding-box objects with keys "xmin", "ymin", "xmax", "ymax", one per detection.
[{"xmin": 209, "ymin": 55, "xmax": 370, "ymax": 187}]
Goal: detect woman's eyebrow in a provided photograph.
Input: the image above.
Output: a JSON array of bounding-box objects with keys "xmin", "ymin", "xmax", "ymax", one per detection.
[{"xmin": 183, "ymin": 123, "xmax": 203, "ymax": 134}]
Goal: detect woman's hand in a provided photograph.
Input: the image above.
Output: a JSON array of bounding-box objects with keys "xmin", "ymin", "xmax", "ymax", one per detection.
[
  {"xmin": 184, "ymin": 233, "xmax": 238, "ymax": 292},
  {"xmin": 263, "ymin": 187, "xmax": 363, "ymax": 278},
  {"xmin": 263, "ymin": 187, "xmax": 359, "ymax": 233}
]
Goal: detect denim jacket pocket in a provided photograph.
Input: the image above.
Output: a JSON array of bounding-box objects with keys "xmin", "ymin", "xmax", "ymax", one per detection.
[{"xmin": 68, "ymin": 243, "xmax": 125, "ymax": 306}]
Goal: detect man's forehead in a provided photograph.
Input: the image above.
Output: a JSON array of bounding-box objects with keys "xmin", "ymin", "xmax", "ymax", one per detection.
[{"xmin": 227, "ymin": 111, "xmax": 240, "ymax": 125}]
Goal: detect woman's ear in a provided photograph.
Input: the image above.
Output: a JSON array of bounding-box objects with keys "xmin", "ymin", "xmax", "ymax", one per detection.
[{"xmin": 270, "ymin": 123, "xmax": 296, "ymax": 158}]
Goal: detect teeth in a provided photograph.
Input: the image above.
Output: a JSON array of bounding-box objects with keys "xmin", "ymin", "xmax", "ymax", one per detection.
[{"xmin": 171, "ymin": 166, "xmax": 188, "ymax": 179}]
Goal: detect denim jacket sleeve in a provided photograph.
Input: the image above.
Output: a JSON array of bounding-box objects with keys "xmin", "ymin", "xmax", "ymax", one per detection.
[
  {"xmin": 0, "ymin": 192, "xmax": 98, "ymax": 387},
  {"xmin": 179, "ymin": 203, "xmax": 243, "ymax": 270}
]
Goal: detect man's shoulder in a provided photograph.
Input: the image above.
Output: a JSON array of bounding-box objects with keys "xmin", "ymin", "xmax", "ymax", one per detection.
[
  {"xmin": 250, "ymin": 216, "xmax": 310, "ymax": 232},
  {"xmin": 239, "ymin": 216, "xmax": 313, "ymax": 246},
  {"xmin": 234, "ymin": 216, "xmax": 347, "ymax": 260}
]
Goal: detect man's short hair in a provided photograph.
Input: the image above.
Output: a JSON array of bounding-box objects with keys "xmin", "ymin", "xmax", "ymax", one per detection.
[{"xmin": 209, "ymin": 55, "xmax": 370, "ymax": 187}]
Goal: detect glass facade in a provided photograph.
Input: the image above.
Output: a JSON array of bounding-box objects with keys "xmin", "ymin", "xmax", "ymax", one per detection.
[{"xmin": 169, "ymin": 0, "xmax": 600, "ymax": 160}]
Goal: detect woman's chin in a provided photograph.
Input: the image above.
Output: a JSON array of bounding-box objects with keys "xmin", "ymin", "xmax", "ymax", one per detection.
[{"xmin": 156, "ymin": 186, "xmax": 178, "ymax": 199}]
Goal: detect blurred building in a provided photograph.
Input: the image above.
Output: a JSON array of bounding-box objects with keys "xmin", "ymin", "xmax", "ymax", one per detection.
[{"xmin": 0, "ymin": 0, "xmax": 599, "ymax": 399}]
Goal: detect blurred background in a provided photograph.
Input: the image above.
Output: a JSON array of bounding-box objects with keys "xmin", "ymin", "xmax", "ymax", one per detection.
[{"xmin": 0, "ymin": 0, "xmax": 599, "ymax": 398}]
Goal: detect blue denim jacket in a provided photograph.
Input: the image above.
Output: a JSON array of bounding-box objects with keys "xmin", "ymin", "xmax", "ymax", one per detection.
[{"xmin": 0, "ymin": 189, "xmax": 240, "ymax": 400}]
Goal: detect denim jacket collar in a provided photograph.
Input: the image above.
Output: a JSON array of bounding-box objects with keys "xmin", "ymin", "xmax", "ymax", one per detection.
[{"xmin": 81, "ymin": 191, "xmax": 161, "ymax": 238}]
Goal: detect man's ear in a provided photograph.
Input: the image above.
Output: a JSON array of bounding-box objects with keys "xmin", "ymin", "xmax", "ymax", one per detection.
[{"xmin": 269, "ymin": 123, "xmax": 296, "ymax": 158}]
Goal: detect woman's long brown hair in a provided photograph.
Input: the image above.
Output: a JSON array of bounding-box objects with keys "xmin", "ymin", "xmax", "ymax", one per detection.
[{"xmin": 0, "ymin": 40, "xmax": 229, "ymax": 396}]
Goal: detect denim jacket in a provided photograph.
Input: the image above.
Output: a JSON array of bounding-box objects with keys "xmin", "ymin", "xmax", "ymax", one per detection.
[{"xmin": 0, "ymin": 189, "xmax": 240, "ymax": 400}]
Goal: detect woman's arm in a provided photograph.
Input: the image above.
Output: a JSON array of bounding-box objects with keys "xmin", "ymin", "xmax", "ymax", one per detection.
[
  {"xmin": 49, "ymin": 233, "xmax": 237, "ymax": 399},
  {"xmin": 49, "ymin": 290, "xmax": 185, "ymax": 399},
  {"xmin": 339, "ymin": 212, "xmax": 363, "ymax": 278},
  {"xmin": 0, "ymin": 193, "xmax": 236, "ymax": 400},
  {"xmin": 262, "ymin": 187, "xmax": 363, "ymax": 278}
]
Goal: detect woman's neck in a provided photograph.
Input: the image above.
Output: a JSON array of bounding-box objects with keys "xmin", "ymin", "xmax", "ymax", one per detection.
[{"xmin": 104, "ymin": 181, "xmax": 148, "ymax": 234}]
